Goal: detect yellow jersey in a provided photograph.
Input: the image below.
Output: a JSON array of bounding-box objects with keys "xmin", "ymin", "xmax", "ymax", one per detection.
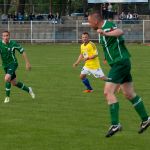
[{"xmin": 81, "ymin": 41, "xmax": 101, "ymax": 69}]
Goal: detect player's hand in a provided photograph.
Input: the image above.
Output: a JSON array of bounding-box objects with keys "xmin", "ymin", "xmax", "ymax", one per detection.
[
  {"xmin": 73, "ymin": 63, "xmax": 78, "ymax": 67},
  {"xmin": 103, "ymin": 59, "xmax": 107, "ymax": 65},
  {"xmin": 97, "ymin": 29, "xmax": 105, "ymax": 35},
  {"xmin": 26, "ymin": 62, "xmax": 31, "ymax": 71}
]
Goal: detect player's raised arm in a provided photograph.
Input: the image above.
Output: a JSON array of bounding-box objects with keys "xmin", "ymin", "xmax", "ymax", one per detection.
[
  {"xmin": 22, "ymin": 51, "xmax": 31, "ymax": 71},
  {"xmin": 73, "ymin": 54, "xmax": 83, "ymax": 67},
  {"xmin": 97, "ymin": 28, "xmax": 124, "ymax": 37}
]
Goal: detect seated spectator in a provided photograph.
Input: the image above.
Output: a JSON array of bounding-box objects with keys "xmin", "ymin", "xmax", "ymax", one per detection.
[
  {"xmin": 7, "ymin": 13, "xmax": 11, "ymax": 21},
  {"xmin": 1, "ymin": 13, "xmax": 8, "ymax": 24},
  {"xmin": 133, "ymin": 12, "xmax": 139, "ymax": 20},
  {"xmin": 24, "ymin": 13, "xmax": 28, "ymax": 21},
  {"xmin": 55, "ymin": 12, "xmax": 60, "ymax": 20},
  {"xmin": 108, "ymin": 3, "xmax": 112, "ymax": 12},
  {"xmin": 48, "ymin": 12, "xmax": 54, "ymax": 21},
  {"xmin": 119, "ymin": 11, "xmax": 126, "ymax": 20},
  {"xmin": 126, "ymin": 12, "xmax": 133, "ymax": 20},
  {"xmin": 107, "ymin": 3, "xmax": 113, "ymax": 21},
  {"xmin": 102, "ymin": 3, "xmax": 108, "ymax": 19},
  {"xmin": 29, "ymin": 13, "xmax": 35, "ymax": 21},
  {"xmin": 13, "ymin": 12, "xmax": 18, "ymax": 21},
  {"xmin": 55, "ymin": 12, "xmax": 62, "ymax": 24},
  {"xmin": 18, "ymin": 13, "xmax": 24, "ymax": 23},
  {"xmin": 36, "ymin": 14, "xmax": 43, "ymax": 21}
]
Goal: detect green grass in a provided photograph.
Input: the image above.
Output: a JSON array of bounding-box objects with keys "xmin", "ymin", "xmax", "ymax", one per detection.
[{"xmin": 0, "ymin": 43, "xmax": 150, "ymax": 150}]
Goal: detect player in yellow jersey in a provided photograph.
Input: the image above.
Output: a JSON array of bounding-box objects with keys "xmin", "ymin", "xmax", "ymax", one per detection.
[{"xmin": 73, "ymin": 32, "xmax": 108, "ymax": 93}]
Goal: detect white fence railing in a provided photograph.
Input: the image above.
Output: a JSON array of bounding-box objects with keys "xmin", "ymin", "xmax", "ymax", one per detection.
[{"xmin": 0, "ymin": 20, "xmax": 150, "ymax": 43}]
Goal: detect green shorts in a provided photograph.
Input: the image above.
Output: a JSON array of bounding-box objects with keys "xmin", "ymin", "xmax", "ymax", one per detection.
[
  {"xmin": 4, "ymin": 63, "xmax": 18, "ymax": 80},
  {"xmin": 108, "ymin": 59, "xmax": 132, "ymax": 84}
]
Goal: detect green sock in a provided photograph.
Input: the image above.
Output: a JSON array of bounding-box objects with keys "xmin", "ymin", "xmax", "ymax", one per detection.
[
  {"xmin": 6, "ymin": 82, "xmax": 11, "ymax": 97},
  {"xmin": 109, "ymin": 102, "xmax": 119, "ymax": 125},
  {"xmin": 130, "ymin": 95, "xmax": 148, "ymax": 121},
  {"xmin": 16, "ymin": 82, "xmax": 29, "ymax": 93}
]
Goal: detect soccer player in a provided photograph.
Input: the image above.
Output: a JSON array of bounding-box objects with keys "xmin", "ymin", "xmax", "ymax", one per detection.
[
  {"xmin": 0, "ymin": 31, "xmax": 35, "ymax": 103},
  {"xmin": 73, "ymin": 32, "xmax": 108, "ymax": 93},
  {"xmin": 88, "ymin": 12, "xmax": 150, "ymax": 137}
]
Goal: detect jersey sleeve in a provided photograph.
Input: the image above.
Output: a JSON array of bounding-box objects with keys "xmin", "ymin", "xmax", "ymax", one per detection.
[
  {"xmin": 80, "ymin": 44, "xmax": 83, "ymax": 54},
  {"xmin": 13, "ymin": 41, "xmax": 24, "ymax": 54},
  {"xmin": 91, "ymin": 42, "xmax": 98, "ymax": 55},
  {"xmin": 109, "ymin": 22, "xmax": 117, "ymax": 32},
  {"xmin": 103, "ymin": 21, "xmax": 117, "ymax": 32},
  {"xmin": 111, "ymin": 22, "xmax": 117, "ymax": 30}
]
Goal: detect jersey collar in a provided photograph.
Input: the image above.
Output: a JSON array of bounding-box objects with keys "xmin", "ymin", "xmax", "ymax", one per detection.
[{"xmin": 2, "ymin": 40, "xmax": 10, "ymax": 45}]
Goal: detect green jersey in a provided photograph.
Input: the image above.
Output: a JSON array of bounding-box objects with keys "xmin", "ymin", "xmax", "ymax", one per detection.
[
  {"xmin": 0, "ymin": 40, "xmax": 24, "ymax": 67},
  {"xmin": 100, "ymin": 20, "xmax": 131, "ymax": 65}
]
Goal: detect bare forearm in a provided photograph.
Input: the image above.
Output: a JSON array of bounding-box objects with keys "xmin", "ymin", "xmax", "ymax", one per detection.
[
  {"xmin": 75, "ymin": 54, "xmax": 83, "ymax": 64},
  {"xmin": 73, "ymin": 54, "xmax": 83, "ymax": 67},
  {"xmin": 22, "ymin": 51, "xmax": 31, "ymax": 70},
  {"xmin": 97, "ymin": 29, "xmax": 124, "ymax": 37},
  {"xmin": 22, "ymin": 52, "xmax": 30, "ymax": 64}
]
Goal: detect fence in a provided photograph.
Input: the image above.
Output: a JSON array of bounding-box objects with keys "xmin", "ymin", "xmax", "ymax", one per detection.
[{"xmin": 0, "ymin": 20, "xmax": 150, "ymax": 43}]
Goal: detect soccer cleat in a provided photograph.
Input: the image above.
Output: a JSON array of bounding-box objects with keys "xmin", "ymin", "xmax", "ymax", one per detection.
[
  {"xmin": 83, "ymin": 89, "xmax": 93, "ymax": 93},
  {"xmin": 29, "ymin": 87, "xmax": 35, "ymax": 99},
  {"xmin": 105, "ymin": 124, "xmax": 122, "ymax": 138},
  {"xmin": 138, "ymin": 117, "xmax": 150, "ymax": 134},
  {"xmin": 4, "ymin": 97, "xmax": 10, "ymax": 103}
]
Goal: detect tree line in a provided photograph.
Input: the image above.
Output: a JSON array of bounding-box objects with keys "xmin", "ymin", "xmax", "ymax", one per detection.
[{"xmin": 0, "ymin": 0, "xmax": 150, "ymax": 15}]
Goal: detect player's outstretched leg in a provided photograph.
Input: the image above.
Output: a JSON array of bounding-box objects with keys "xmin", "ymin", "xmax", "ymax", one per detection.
[
  {"xmin": 106, "ymin": 124, "xmax": 122, "ymax": 138},
  {"xmin": 28, "ymin": 87, "xmax": 35, "ymax": 99},
  {"xmin": 14, "ymin": 81, "xmax": 35, "ymax": 99},
  {"xmin": 82, "ymin": 78, "xmax": 93, "ymax": 93},
  {"xmin": 138, "ymin": 117, "xmax": 150, "ymax": 134},
  {"xmin": 129, "ymin": 95, "xmax": 149, "ymax": 133}
]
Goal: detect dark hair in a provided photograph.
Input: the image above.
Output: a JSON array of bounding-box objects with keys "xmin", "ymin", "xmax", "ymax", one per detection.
[
  {"xmin": 82, "ymin": 32, "xmax": 89, "ymax": 36},
  {"xmin": 2, "ymin": 31, "xmax": 10, "ymax": 34}
]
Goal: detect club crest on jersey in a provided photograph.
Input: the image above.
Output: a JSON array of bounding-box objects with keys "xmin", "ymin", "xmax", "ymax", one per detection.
[{"xmin": 8, "ymin": 48, "xmax": 11, "ymax": 51}]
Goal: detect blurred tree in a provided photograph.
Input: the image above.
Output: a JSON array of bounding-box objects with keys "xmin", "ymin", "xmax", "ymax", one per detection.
[
  {"xmin": 83, "ymin": 0, "xmax": 88, "ymax": 14},
  {"xmin": 0, "ymin": 0, "xmax": 11, "ymax": 14},
  {"xmin": 17, "ymin": 0, "xmax": 26, "ymax": 14},
  {"xmin": 0, "ymin": 0, "xmax": 150, "ymax": 15}
]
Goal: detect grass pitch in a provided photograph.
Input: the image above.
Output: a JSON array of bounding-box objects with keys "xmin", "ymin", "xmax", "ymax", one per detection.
[{"xmin": 0, "ymin": 43, "xmax": 150, "ymax": 150}]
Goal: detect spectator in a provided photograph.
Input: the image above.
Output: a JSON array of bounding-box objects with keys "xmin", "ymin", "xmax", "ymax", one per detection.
[
  {"xmin": 127, "ymin": 12, "xmax": 133, "ymax": 20},
  {"xmin": 7, "ymin": 13, "xmax": 11, "ymax": 21},
  {"xmin": 18, "ymin": 13, "xmax": 24, "ymax": 24},
  {"xmin": 1, "ymin": 13, "xmax": 8, "ymax": 24},
  {"xmin": 48, "ymin": 12, "xmax": 54, "ymax": 21},
  {"xmin": 133, "ymin": 12, "xmax": 139, "ymax": 20},
  {"xmin": 102, "ymin": 3, "xmax": 108, "ymax": 19},
  {"xmin": 36, "ymin": 14, "xmax": 43, "ymax": 21},
  {"xmin": 24, "ymin": 13, "xmax": 28, "ymax": 21},
  {"xmin": 29, "ymin": 13, "xmax": 33, "ymax": 21},
  {"xmin": 108, "ymin": 3, "xmax": 112, "ymax": 12},
  {"xmin": 55, "ymin": 12, "xmax": 60, "ymax": 20},
  {"xmin": 107, "ymin": 3, "xmax": 113, "ymax": 20},
  {"xmin": 119, "ymin": 11, "xmax": 126, "ymax": 20}
]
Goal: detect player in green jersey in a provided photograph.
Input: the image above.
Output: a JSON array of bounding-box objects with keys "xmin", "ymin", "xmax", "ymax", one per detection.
[
  {"xmin": 88, "ymin": 12, "xmax": 150, "ymax": 137},
  {"xmin": 0, "ymin": 31, "xmax": 35, "ymax": 103}
]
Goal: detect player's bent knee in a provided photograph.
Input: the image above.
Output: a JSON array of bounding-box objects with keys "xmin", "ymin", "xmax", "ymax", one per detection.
[
  {"xmin": 4, "ymin": 75, "xmax": 11, "ymax": 82},
  {"xmin": 80, "ymin": 74, "xmax": 86, "ymax": 79},
  {"xmin": 124, "ymin": 93, "xmax": 135, "ymax": 100},
  {"xmin": 11, "ymin": 82, "xmax": 17, "ymax": 86}
]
